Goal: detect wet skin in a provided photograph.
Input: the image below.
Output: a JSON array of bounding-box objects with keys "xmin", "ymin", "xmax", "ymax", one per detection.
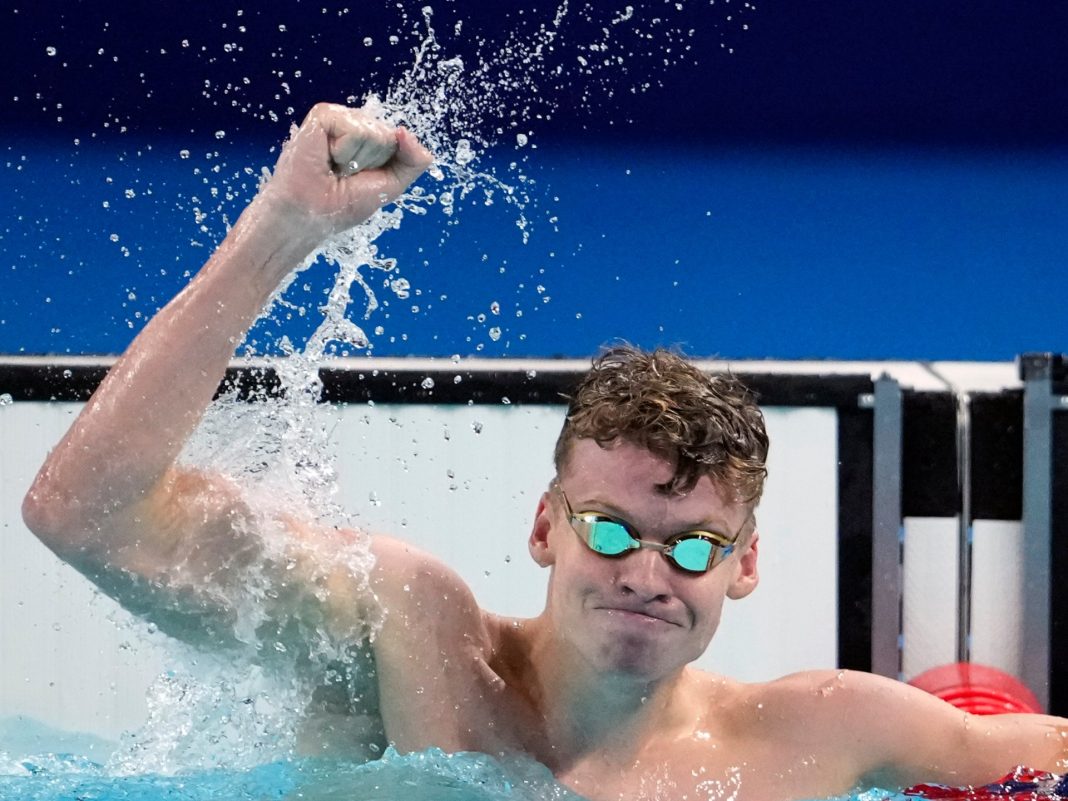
[{"xmin": 369, "ymin": 439, "xmax": 1068, "ymax": 801}]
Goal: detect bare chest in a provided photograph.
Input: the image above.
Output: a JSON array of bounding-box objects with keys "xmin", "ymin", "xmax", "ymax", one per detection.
[{"xmin": 555, "ymin": 737, "xmax": 858, "ymax": 801}]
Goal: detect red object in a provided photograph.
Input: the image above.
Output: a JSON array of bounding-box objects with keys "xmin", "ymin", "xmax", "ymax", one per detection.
[
  {"xmin": 908, "ymin": 662, "xmax": 1042, "ymax": 715},
  {"xmin": 905, "ymin": 767, "xmax": 1067, "ymax": 799}
]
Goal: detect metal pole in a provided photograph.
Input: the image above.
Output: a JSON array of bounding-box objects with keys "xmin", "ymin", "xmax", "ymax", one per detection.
[
  {"xmin": 871, "ymin": 374, "xmax": 903, "ymax": 679},
  {"xmin": 955, "ymin": 392, "xmax": 973, "ymax": 663},
  {"xmin": 1020, "ymin": 353, "xmax": 1054, "ymax": 712}
]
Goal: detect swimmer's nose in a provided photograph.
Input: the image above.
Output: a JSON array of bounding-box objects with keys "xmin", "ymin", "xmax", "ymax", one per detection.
[{"xmin": 615, "ymin": 547, "xmax": 673, "ymax": 602}]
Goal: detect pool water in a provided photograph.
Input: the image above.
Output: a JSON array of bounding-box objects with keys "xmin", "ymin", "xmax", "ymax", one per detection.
[
  {"xmin": 1, "ymin": 746, "xmax": 584, "ymax": 801},
  {"xmin": 4, "ymin": 737, "xmax": 1067, "ymax": 801}
]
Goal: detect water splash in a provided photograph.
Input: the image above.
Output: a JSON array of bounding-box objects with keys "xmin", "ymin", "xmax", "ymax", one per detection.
[{"xmin": 96, "ymin": 0, "xmax": 751, "ymax": 778}]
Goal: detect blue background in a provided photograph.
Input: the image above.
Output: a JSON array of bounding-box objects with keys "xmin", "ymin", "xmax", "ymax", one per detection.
[{"xmin": 2, "ymin": 1, "xmax": 1066, "ymax": 360}]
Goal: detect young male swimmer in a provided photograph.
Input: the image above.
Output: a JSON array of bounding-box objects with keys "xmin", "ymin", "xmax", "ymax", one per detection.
[{"xmin": 22, "ymin": 103, "xmax": 1068, "ymax": 801}]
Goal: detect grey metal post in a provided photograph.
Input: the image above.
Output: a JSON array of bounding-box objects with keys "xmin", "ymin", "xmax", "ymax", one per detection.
[
  {"xmin": 955, "ymin": 392, "xmax": 973, "ymax": 664},
  {"xmin": 871, "ymin": 374, "xmax": 903, "ymax": 678},
  {"xmin": 1020, "ymin": 353, "xmax": 1055, "ymax": 711}
]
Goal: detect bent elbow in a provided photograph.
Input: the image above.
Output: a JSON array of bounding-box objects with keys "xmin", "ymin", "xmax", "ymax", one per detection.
[
  {"xmin": 21, "ymin": 469, "xmax": 90, "ymax": 554},
  {"xmin": 23, "ymin": 477, "xmax": 62, "ymax": 541}
]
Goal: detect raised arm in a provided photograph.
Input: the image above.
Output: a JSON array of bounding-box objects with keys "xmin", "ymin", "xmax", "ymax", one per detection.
[{"xmin": 21, "ymin": 103, "xmax": 433, "ymax": 639}]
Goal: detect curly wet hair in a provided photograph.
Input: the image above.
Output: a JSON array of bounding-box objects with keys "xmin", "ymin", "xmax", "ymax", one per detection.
[{"xmin": 554, "ymin": 345, "xmax": 769, "ymax": 503}]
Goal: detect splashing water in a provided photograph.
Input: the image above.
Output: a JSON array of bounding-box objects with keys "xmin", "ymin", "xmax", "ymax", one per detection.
[
  {"xmin": 42, "ymin": 0, "xmax": 751, "ymax": 784},
  {"xmin": 181, "ymin": 0, "xmax": 722, "ymax": 636}
]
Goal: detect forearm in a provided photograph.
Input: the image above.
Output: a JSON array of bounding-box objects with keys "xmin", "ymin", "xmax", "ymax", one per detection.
[
  {"xmin": 994, "ymin": 713, "xmax": 1068, "ymax": 773},
  {"xmin": 23, "ymin": 101, "xmax": 431, "ymax": 565},
  {"xmin": 25, "ymin": 198, "xmax": 320, "ymax": 537}
]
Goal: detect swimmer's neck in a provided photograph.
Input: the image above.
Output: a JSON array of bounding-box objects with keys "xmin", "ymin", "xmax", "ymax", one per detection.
[{"xmin": 507, "ymin": 615, "xmax": 700, "ymax": 768}]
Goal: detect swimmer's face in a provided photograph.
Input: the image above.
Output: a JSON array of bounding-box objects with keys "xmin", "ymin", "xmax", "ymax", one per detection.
[{"xmin": 529, "ymin": 438, "xmax": 759, "ymax": 681}]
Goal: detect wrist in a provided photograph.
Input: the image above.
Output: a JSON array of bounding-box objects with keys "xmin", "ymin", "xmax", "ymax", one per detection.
[
  {"xmin": 194, "ymin": 198, "xmax": 326, "ymax": 304},
  {"xmin": 227, "ymin": 196, "xmax": 327, "ymax": 279}
]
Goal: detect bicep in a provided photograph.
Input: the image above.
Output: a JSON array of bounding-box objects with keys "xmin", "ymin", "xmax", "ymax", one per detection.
[
  {"xmin": 58, "ymin": 465, "xmax": 265, "ymax": 647},
  {"xmin": 68, "ymin": 465, "xmax": 258, "ymax": 585},
  {"xmin": 853, "ymin": 676, "xmax": 1068, "ymax": 788}
]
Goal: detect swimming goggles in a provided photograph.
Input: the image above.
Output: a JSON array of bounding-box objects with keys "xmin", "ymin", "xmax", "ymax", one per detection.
[{"xmin": 553, "ymin": 481, "xmax": 742, "ymax": 574}]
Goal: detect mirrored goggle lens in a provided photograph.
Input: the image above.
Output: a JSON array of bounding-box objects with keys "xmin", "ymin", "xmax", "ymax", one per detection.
[
  {"xmin": 577, "ymin": 516, "xmax": 730, "ymax": 574},
  {"xmin": 582, "ymin": 517, "xmax": 635, "ymax": 555},
  {"xmin": 670, "ymin": 536, "xmax": 717, "ymax": 572}
]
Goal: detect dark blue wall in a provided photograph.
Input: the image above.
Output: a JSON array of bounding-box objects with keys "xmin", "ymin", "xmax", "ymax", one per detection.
[{"xmin": 3, "ymin": 2, "xmax": 1067, "ymax": 360}]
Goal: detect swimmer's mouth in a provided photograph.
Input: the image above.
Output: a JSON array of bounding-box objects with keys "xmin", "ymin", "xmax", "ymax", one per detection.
[{"xmin": 596, "ymin": 606, "xmax": 682, "ymax": 626}]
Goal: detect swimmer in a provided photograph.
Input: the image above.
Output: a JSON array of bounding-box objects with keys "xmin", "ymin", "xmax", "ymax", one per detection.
[{"xmin": 21, "ymin": 103, "xmax": 1068, "ymax": 801}]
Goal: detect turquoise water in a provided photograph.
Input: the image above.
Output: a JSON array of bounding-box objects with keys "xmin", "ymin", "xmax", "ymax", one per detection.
[
  {"xmin": 6, "ymin": 725, "xmax": 1068, "ymax": 801},
  {"xmin": 5, "ymin": 751, "xmax": 1068, "ymax": 801},
  {"xmin": 0, "ymin": 747, "xmax": 585, "ymax": 801},
  {"xmin": 0, "ymin": 716, "xmax": 912, "ymax": 801}
]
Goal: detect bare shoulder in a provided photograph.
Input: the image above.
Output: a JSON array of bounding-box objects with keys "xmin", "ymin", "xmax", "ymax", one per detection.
[
  {"xmin": 740, "ymin": 668, "xmax": 939, "ymax": 736},
  {"xmin": 693, "ymin": 670, "xmax": 923, "ymax": 775},
  {"xmin": 365, "ymin": 536, "xmax": 507, "ymax": 753},
  {"xmin": 703, "ymin": 668, "xmax": 885, "ymax": 714},
  {"xmin": 369, "ymin": 535, "xmax": 493, "ymax": 654}
]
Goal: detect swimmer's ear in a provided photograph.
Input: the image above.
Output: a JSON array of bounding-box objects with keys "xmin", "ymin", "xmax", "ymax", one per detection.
[
  {"xmin": 726, "ymin": 531, "xmax": 759, "ymax": 600},
  {"xmin": 528, "ymin": 492, "xmax": 556, "ymax": 568}
]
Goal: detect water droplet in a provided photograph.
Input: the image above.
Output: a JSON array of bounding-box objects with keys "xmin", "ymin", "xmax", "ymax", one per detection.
[
  {"xmin": 0, "ymin": 394, "xmax": 13, "ymax": 407},
  {"xmin": 454, "ymin": 139, "xmax": 475, "ymax": 166},
  {"xmin": 488, "ymin": 327, "xmax": 502, "ymax": 341},
  {"xmin": 471, "ymin": 421, "xmax": 483, "ymax": 434},
  {"xmin": 421, "ymin": 377, "xmax": 435, "ymax": 389},
  {"xmin": 179, "ymin": 149, "xmax": 190, "ymax": 159},
  {"xmin": 45, "ymin": 46, "xmax": 57, "ymax": 57}
]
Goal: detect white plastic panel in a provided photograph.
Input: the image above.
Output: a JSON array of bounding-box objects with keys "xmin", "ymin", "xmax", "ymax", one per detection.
[
  {"xmin": 901, "ymin": 516, "xmax": 959, "ymax": 680},
  {"xmin": 970, "ymin": 519, "xmax": 1026, "ymax": 679}
]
